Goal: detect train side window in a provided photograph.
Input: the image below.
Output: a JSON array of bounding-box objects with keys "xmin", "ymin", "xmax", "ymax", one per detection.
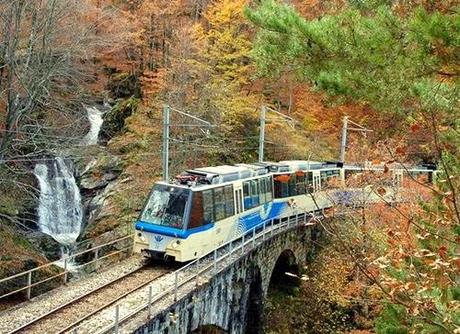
[
  {"xmin": 320, "ymin": 171, "xmax": 328, "ymax": 186},
  {"xmin": 243, "ymin": 181, "xmax": 251, "ymax": 210},
  {"xmin": 202, "ymin": 190, "xmax": 214, "ymax": 224},
  {"xmin": 288, "ymin": 174, "xmax": 297, "ymax": 196},
  {"xmin": 251, "ymin": 179, "xmax": 259, "ymax": 208},
  {"xmin": 274, "ymin": 177, "xmax": 282, "ymax": 198},
  {"xmin": 214, "ymin": 187, "xmax": 225, "ymax": 221},
  {"xmin": 265, "ymin": 177, "xmax": 273, "ymax": 201},
  {"xmin": 296, "ymin": 172, "xmax": 305, "ymax": 194},
  {"xmin": 188, "ymin": 192, "xmax": 204, "ymax": 229},
  {"xmin": 274, "ymin": 174, "xmax": 290, "ymax": 198},
  {"xmin": 259, "ymin": 178, "xmax": 267, "ymax": 204},
  {"xmin": 224, "ymin": 185, "xmax": 234, "ymax": 217}
]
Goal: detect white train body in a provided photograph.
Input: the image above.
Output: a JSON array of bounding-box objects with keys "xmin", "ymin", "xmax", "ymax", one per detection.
[{"xmin": 133, "ymin": 161, "xmax": 435, "ymax": 262}]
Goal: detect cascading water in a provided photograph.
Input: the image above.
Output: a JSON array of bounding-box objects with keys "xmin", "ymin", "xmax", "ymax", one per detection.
[
  {"xmin": 34, "ymin": 104, "xmax": 106, "ymax": 268},
  {"xmin": 34, "ymin": 157, "xmax": 83, "ymax": 246},
  {"xmin": 81, "ymin": 105, "xmax": 104, "ymax": 146}
]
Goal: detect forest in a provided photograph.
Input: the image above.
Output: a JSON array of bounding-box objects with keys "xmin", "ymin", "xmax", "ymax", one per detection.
[{"xmin": 0, "ymin": 0, "xmax": 458, "ymax": 333}]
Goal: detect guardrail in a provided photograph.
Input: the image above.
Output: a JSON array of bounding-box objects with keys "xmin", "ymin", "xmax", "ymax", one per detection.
[
  {"xmin": 0, "ymin": 234, "xmax": 134, "ymax": 302},
  {"xmin": 92, "ymin": 211, "xmax": 313, "ymax": 334}
]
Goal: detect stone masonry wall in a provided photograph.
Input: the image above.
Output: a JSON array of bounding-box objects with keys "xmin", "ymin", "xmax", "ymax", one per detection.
[{"xmin": 132, "ymin": 224, "xmax": 317, "ymax": 334}]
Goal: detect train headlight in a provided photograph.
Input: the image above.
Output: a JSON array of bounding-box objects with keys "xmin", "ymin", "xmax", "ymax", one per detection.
[
  {"xmin": 172, "ymin": 240, "xmax": 181, "ymax": 248},
  {"xmin": 137, "ymin": 232, "xmax": 146, "ymax": 242}
]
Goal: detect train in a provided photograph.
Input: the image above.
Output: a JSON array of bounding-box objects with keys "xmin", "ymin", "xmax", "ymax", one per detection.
[{"xmin": 133, "ymin": 160, "xmax": 436, "ymax": 262}]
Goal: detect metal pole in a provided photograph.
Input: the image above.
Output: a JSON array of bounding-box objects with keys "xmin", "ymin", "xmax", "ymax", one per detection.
[
  {"xmin": 213, "ymin": 249, "xmax": 217, "ymax": 274},
  {"xmin": 241, "ymin": 234, "xmax": 245, "ymax": 255},
  {"xmin": 252, "ymin": 228, "xmax": 255, "ymax": 248},
  {"xmin": 195, "ymin": 258, "xmax": 200, "ymax": 287},
  {"xmin": 162, "ymin": 104, "xmax": 170, "ymax": 181},
  {"xmin": 63, "ymin": 258, "xmax": 68, "ymax": 284},
  {"xmin": 340, "ymin": 116, "xmax": 348, "ymax": 163},
  {"xmin": 174, "ymin": 271, "xmax": 178, "ymax": 302},
  {"xmin": 95, "ymin": 249, "xmax": 99, "ymax": 271},
  {"xmin": 263, "ymin": 222, "xmax": 266, "ymax": 241},
  {"xmin": 26, "ymin": 271, "xmax": 32, "ymax": 300},
  {"xmin": 258, "ymin": 106, "xmax": 266, "ymax": 162},
  {"xmin": 148, "ymin": 286, "xmax": 153, "ymax": 319}
]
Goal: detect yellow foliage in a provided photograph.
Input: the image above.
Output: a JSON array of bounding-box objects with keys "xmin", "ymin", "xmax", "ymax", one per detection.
[{"xmin": 195, "ymin": 0, "xmax": 252, "ymax": 86}]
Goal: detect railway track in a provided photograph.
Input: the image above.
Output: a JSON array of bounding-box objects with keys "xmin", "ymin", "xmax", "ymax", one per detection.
[{"xmin": 7, "ymin": 265, "xmax": 170, "ymax": 334}]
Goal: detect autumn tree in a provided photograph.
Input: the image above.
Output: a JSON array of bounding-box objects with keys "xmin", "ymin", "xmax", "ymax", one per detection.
[
  {"xmin": 187, "ymin": 0, "xmax": 260, "ymax": 162},
  {"xmin": 0, "ymin": 0, "xmax": 101, "ymax": 160},
  {"xmin": 247, "ymin": 1, "xmax": 459, "ymax": 332},
  {"xmin": 0, "ymin": 0, "xmax": 100, "ymax": 224}
]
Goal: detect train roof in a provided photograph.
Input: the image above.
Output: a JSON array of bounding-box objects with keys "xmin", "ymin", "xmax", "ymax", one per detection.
[
  {"xmin": 234, "ymin": 163, "xmax": 269, "ymax": 175},
  {"xmin": 279, "ymin": 160, "xmax": 342, "ymax": 171},
  {"xmin": 253, "ymin": 161, "xmax": 291, "ymax": 172},
  {"xmin": 344, "ymin": 163, "xmax": 437, "ymax": 172},
  {"xmin": 166, "ymin": 160, "xmax": 436, "ymax": 189},
  {"xmin": 190, "ymin": 165, "xmax": 248, "ymax": 176}
]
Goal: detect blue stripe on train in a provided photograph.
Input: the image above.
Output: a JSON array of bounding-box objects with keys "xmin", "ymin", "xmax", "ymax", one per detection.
[
  {"xmin": 135, "ymin": 221, "xmax": 214, "ymax": 239},
  {"xmin": 136, "ymin": 201, "xmax": 289, "ymax": 239},
  {"xmin": 238, "ymin": 201, "xmax": 288, "ymax": 232}
]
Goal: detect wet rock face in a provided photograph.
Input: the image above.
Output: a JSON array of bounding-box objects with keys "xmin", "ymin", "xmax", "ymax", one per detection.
[
  {"xmin": 27, "ymin": 231, "xmax": 62, "ymax": 261},
  {"xmin": 78, "ymin": 154, "xmax": 124, "ymax": 234},
  {"xmin": 99, "ymin": 97, "xmax": 139, "ymax": 142},
  {"xmin": 80, "ymin": 155, "xmax": 123, "ymax": 191}
]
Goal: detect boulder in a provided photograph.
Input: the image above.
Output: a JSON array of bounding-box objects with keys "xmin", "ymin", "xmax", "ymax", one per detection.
[
  {"xmin": 79, "ymin": 154, "xmax": 123, "ymax": 191},
  {"xmin": 99, "ymin": 97, "xmax": 140, "ymax": 142},
  {"xmin": 26, "ymin": 231, "xmax": 62, "ymax": 261}
]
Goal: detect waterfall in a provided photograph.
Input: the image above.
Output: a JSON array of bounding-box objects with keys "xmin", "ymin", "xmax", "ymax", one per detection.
[
  {"xmin": 34, "ymin": 157, "xmax": 83, "ymax": 245},
  {"xmin": 80, "ymin": 105, "xmax": 104, "ymax": 146}
]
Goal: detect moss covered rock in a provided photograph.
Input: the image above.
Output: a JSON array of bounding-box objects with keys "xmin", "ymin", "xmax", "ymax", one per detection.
[{"xmin": 100, "ymin": 97, "xmax": 140, "ymax": 142}]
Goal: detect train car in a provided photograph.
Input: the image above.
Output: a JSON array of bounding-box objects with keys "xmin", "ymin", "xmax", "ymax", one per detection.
[
  {"xmin": 134, "ymin": 164, "xmax": 279, "ymax": 262},
  {"xmin": 133, "ymin": 160, "xmax": 436, "ymax": 262},
  {"xmin": 133, "ymin": 161, "xmax": 342, "ymax": 262}
]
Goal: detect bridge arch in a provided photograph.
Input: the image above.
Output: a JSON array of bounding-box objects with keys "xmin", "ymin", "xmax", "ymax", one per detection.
[{"xmin": 268, "ymin": 249, "xmax": 301, "ymax": 292}]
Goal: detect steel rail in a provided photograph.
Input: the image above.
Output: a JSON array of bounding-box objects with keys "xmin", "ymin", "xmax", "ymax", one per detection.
[
  {"xmin": 54, "ymin": 270, "xmax": 169, "ymax": 334},
  {"xmin": 95, "ymin": 213, "xmax": 308, "ymax": 334},
  {"xmin": 6, "ymin": 263, "xmax": 153, "ymax": 334}
]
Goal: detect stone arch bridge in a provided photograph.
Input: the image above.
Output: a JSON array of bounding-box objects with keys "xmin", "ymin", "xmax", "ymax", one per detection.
[{"xmin": 123, "ymin": 214, "xmax": 321, "ymax": 334}]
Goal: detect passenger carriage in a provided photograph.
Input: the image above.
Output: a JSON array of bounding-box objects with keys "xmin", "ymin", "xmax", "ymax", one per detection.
[{"xmin": 133, "ymin": 160, "xmax": 436, "ymax": 262}]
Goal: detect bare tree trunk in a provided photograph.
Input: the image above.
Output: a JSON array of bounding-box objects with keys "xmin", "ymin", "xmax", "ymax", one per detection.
[{"xmin": 0, "ymin": 0, "xmax": 97, "ymax": 162}]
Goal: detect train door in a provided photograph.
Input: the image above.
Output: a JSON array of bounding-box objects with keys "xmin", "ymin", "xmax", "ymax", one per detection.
[
  {"xmin": 312, "ymin": 171, "xmax": 321, "ymax": 192},
  {"xmin": 234, "ymin": 184, "xmax": 243, "ymax": 214}
]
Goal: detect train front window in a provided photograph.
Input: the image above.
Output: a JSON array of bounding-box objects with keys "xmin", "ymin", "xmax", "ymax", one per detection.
[{"xmin": 140, "ymin": 185, "xmax": 190, "ymax": 229}]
